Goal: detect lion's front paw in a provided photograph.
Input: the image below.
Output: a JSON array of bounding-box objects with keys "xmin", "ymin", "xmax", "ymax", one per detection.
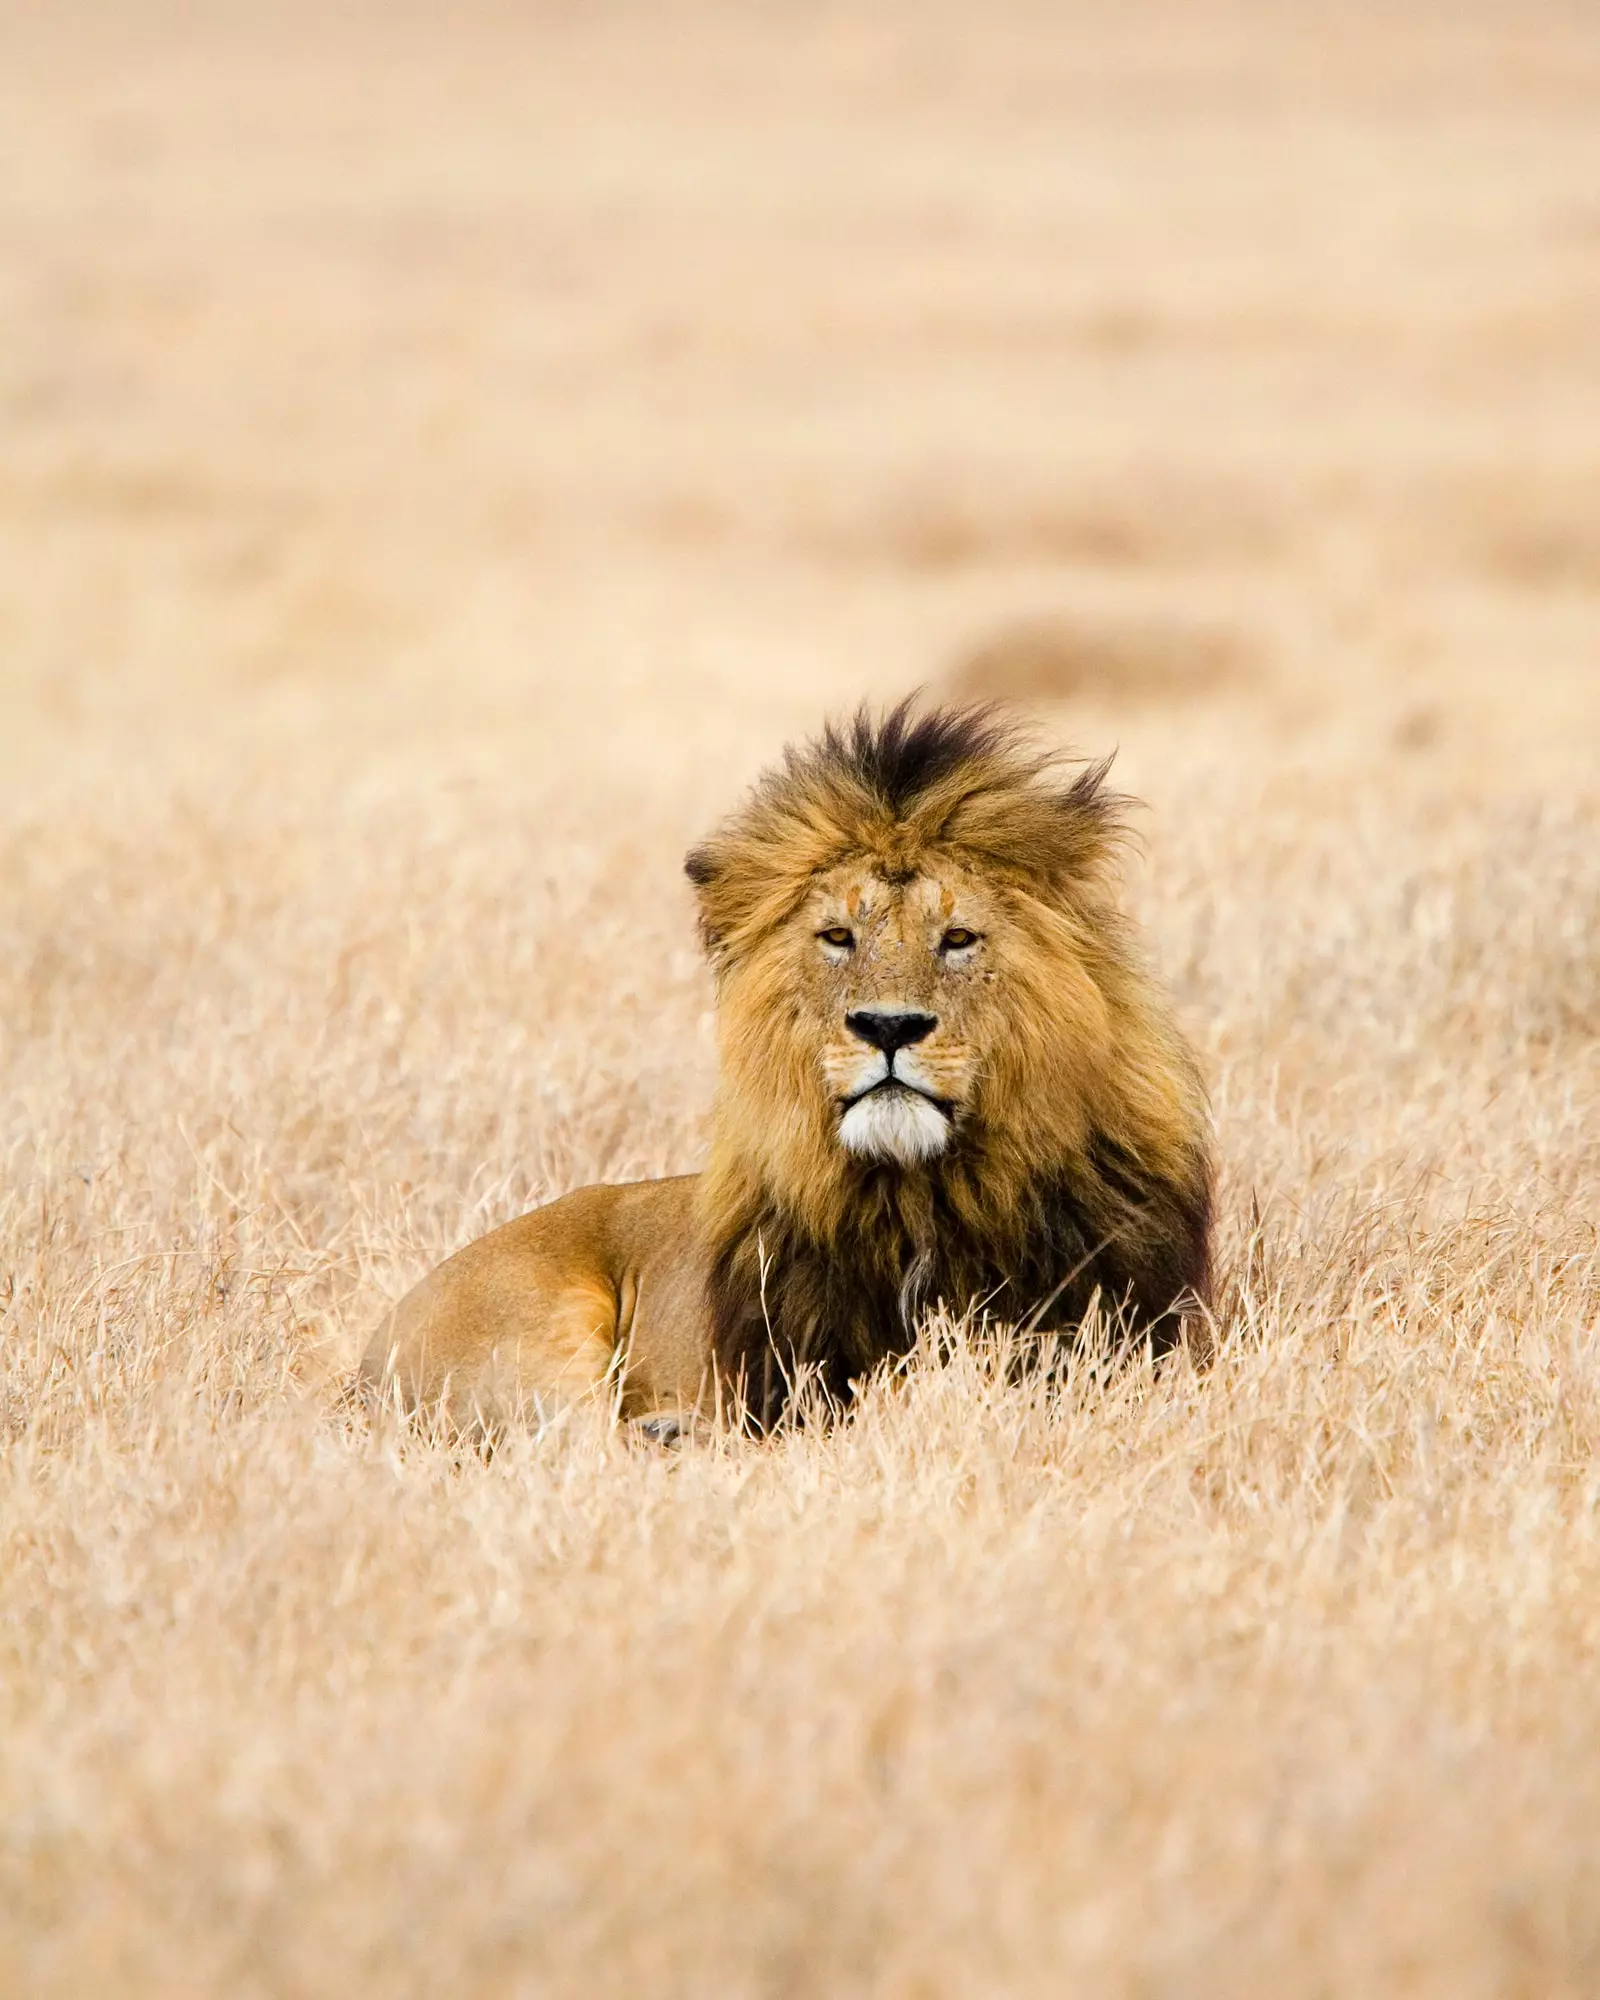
[{"xmin": 632, "ymin": 1411, "xmax": 695, "ymax": 1447}]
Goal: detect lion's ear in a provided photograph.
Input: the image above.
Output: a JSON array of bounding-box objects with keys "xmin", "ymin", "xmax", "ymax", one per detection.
[{"xmin": 684, "ymin": 845, "xmax": 727, "ymax": 958}]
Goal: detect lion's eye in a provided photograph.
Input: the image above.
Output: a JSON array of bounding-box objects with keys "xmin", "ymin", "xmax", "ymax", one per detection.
[
  {"xmin": 941, "ymin": 927, "xmax": 980, "ymax": 953},
  {"xmin": 817, "ymin": 926, "xmax": 855, "ymax": 951}
]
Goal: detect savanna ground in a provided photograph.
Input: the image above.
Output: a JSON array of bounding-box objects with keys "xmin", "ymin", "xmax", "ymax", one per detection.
[{"xmin": 3, "ymin": 0, "xmax": 1599, "ymax": 1991}]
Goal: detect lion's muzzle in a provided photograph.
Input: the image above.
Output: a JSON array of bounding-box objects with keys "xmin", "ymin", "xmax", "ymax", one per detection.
[{"xmin": 834, "ymin": 1006, "xmax": 955, "ymax": 1164}]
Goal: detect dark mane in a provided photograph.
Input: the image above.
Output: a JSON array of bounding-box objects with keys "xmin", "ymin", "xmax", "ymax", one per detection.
[
  {"xmin": 799, "ymin": 695, "xmax": 1019, "ymax": 815},
  {"xmin": 709, "ymin": 1150, "xmax": 1213, "ymax": 1432}
]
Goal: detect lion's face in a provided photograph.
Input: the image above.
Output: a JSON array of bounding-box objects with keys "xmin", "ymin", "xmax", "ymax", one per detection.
[
  {"xmin": 803, "ymin": 860, "xmax": 990, "ymax": 1164},
  {"xmin": 711, "ymin": 839, "xmax": 1118, "ymax": 1202},
  {"xmin": 732, "ymin": 855, "xmax": 1037, "ymax": 1168}
]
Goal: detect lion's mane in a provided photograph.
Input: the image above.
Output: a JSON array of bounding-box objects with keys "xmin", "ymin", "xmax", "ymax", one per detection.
[{"xmin": 685, "ymin": 700, "xmax": 1214, "ymax": 1425}]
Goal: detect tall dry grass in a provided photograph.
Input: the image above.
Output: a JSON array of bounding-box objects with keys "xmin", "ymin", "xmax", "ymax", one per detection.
[{"xmin": 3, "ymin": 0, "xmax": 1600, "ymax": 1991}]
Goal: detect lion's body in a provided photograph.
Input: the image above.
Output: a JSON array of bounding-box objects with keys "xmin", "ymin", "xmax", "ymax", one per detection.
[
  {"xmin": 361, "ymin": 1177, "xmax": 711, "ymax": 1428},
  {"xmin": 362, "ymin": 701, "xmax": 1215, "ymax": 1432}
]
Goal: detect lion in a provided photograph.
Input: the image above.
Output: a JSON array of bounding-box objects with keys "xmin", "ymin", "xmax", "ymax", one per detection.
[{"xmin": 360, "ymin": 700, "xmax": 1215, "ymax": 1433}]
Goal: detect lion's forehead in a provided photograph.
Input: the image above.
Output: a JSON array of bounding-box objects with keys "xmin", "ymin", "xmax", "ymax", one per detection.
[{"xmin": 818, "ymin": 862, "xmax": 972, "ymax": 932}]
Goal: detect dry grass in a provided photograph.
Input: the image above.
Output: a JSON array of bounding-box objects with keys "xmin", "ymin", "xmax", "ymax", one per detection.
[{"xmin": 3, "ymin": 0, "xmax": 1600, "ymax": 1992}]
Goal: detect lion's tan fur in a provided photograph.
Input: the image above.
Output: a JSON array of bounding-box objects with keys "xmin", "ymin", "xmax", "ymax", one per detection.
[{"xmin": 362, "ymin": 701, "xmax": 1214, "ymax": 1431}]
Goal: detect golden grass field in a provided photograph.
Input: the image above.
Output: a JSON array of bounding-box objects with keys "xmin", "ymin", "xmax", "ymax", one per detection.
[{"xmin": 3, "ymin": 0, "xmax": 1599, "ymax": 1991}]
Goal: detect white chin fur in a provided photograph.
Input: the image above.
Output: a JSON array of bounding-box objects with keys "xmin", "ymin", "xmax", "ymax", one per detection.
[{"xmin": 838, "ymin": 1087, "xmax": 951, "ymax": 1165}]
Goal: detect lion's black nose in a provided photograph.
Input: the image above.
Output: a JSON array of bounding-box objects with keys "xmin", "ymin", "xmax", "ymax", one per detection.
[{"xmin": 846, "ymin": 1008, "xmax": 937, "ymax": 1055}]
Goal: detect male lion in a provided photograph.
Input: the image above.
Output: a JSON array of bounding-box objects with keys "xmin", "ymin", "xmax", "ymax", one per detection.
[{"xmin": 361, "ymin": 701, "xmax": 1214, "ymax": 1431}]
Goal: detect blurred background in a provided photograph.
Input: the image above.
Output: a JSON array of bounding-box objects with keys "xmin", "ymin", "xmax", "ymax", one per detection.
[{"xmin": 3, "ymin": 0, "xmax": 1596, "ymax": 812}]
